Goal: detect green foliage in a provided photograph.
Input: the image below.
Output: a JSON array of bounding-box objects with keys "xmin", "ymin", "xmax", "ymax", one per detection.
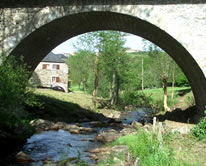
[
  {"xmin": 0, "ymin": 56, "xmax": 37, "ymax": 113},
  {"xmin": 120, "ymin": 90, "xmax": 152, "ymax": 107},
  {"xmin": 67, "ymin": 50, "xmax": 95, "ymax": 91},
  {"xmin": 69, "ymin": 31, "xmax": 190, "ymax": 108},
  {"xmin": 58, "ymin": 148, "xmax": 88, "ymax": 166},
  {"xmin": 185, "ymin": 93, "xmax": 195, "ymax": 107},
  {"xmin": 175, "ymin": 70, "xmax": 189, "ymax": 87},
  {"xmin": 192, "ymin": 110, "xmax": 206, "ymax": 140},
  {"xmin": 98, "ymin": 153, "xmax": 124, "ymax": 166},
  {"xmin": 112, "ymin": 130, "xmax": 189, "ymax": 166},
  {"xmin": 0, "ymin": 56, "xmax": 36, "ymax": 141},
  {"xmin": 0, "ymin": 111, "xmax": 35, "ymax": 140}
]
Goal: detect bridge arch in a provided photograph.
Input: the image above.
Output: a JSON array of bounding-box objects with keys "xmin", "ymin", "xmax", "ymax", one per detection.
[{"xmin": 10, "ymin": 11, "xmax": 206, "ymax": 117}]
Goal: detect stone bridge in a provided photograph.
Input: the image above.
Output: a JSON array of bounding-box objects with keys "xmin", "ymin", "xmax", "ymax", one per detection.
[{"xmin": 0, "ymin": 1, "xmax": 206, "ymax": 118}]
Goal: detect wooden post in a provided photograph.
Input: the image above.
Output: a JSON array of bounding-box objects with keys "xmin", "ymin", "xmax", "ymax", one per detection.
[
  {"xmin": 153, "ymin": 117, "xmax": 156, "ymax": 133},
  {"xmin": 158, "ymin": 122, "xmax": 163, "ymax": 149}
]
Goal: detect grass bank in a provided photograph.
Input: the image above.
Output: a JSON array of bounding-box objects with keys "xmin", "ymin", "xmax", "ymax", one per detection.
[
  {"xmin": 26, "ymin": 88, "xmax": 106, "ymax": 123},
  {"xmin": 99, "ymin": 130, "xmax": 206, "ymax": 166},
  {"xmin": 142, "ymin": 86, "xmax": 192, "ymax": 108}
]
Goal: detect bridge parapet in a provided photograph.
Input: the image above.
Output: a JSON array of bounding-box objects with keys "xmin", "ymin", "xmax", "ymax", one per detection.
[
  {"xmin": 0, "ymin": 4, "xmax": 206, "ymax": 117},
  {"xmin": 1, "ymin": 4, "xmax": 206, "ymax": 75}
]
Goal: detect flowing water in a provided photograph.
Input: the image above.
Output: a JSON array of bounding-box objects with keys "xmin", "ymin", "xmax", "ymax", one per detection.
[{"xmin": 14, "ymin": 107, "xmax": 153, "ymax": 166}]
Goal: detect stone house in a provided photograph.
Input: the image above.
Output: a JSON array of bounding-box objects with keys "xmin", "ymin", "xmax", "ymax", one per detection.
[{"xmin": 31, "ymin": 52, "xmax": 68, "ymax": 92}]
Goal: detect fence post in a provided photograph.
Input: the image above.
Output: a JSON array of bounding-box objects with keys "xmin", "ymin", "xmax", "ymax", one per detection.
[
  {"xmin": 158, "ymin": 122, "xmax": 163, "ymax": 149},
  {"xmin": 153, "ymin": 117, "xmax": 156, "ymax": 133}
]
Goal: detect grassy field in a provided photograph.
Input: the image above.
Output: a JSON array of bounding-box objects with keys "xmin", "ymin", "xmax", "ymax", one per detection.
[
  {"xmin": 68, "ymin": 85, "xmax": 193, "ymax": 111},
  {"xmin": 25, "ymin": 88, "xmax": 106, "ymax": 123},
  {"xmin": 143, "ymin": 86, "xmax": 191, "ymax": 100},
  {"xmin": 141, "ymin": 87, "xmax": 192, "ymax": 109},
  {"xmin": 35, "ymin": 88, "xmax": 94, "ymax": 109}
]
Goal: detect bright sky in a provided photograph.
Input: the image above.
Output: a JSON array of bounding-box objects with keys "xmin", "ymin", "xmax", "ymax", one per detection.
[{"xmin": 52, "ymin": 33, "xmax": 144, "ymax": 54}]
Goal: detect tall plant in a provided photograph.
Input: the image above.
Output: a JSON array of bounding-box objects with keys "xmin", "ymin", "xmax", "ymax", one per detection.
[{"xmin": 0, "ymin": 56, "xmax": 36, "ymax": 115}]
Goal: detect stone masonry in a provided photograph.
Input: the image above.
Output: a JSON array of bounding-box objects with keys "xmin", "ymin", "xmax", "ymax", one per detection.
[
  {"xmin": 32, "ymin": 62, "xmax": 68, "ymax": 92},
  {"xmin": 0, "ymin": 2, "xmax": 206, "ymax": 116}
]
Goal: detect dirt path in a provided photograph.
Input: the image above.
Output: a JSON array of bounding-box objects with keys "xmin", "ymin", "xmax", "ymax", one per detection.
[{"xmin": 172, "ymin": 95, "xmax": 185, "ymax": 110}]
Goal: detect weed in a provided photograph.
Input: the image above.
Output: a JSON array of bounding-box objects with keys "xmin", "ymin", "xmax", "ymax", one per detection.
[
  {"xmin": 111, "ymin": 129, "xmax": 190, "ymax": 166},
  {"xmin": 192, "ymin": 109, "xmax": 206, "ymax": 140}
]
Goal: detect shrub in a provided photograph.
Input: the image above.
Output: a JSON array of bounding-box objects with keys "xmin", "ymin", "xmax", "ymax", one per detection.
[
  {"xmin": 0, "ymin": 111, "xmax": 35, "ymax": 141},
  {"xmin": 120, "ymin": 90, "xmax": 152, "ymax": 107},
  {"xmin": 0, "ymin": 56, "xmax": 37, "ymax": 115},
  {"xmin": 192, "ymin": 110, "xmax": 206, "ymax": 140},
  {"xmin": 185, "ymin": 93, "xmax": 195, "ymax": 107},
  {"xmin": 111, "ymin": 130, "xmax": 189, "ymax": 166}
]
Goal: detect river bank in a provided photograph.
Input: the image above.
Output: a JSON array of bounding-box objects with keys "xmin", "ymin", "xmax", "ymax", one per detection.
[{"xmin": 1, "ymin": 89, "xmax": 205, "ymax": 165}]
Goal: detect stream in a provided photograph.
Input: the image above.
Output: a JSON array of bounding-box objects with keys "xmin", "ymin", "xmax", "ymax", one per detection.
[{"xmin": 13, "ymin": 107, "xmax": 153, "ymax": 166}]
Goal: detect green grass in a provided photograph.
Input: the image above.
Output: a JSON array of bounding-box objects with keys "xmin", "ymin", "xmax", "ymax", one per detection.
[
  {"xmin": 107, "ymin": 130, "xmax": 203, "ymax": 166},
  {"xmin": 141, "ymin": 87, "xmax": 191, "ymax": 110},
  {"xmin": 69, "ymin": 85, "xmax": 192, "ymax": 111},
  {"xmin": 35, "ymin": 88, "xmax": 94, "ymax": 109},
  {"xmin": 143, "ymin": 87, "xmax": 191, "ymax": 100},
  {"xmin": 25, "ymin": 88, "xmax": 104, "ymax": 123}
]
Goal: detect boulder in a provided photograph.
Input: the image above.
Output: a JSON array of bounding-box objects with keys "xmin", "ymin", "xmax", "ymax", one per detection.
[
  {"xmin": 69, "ymin": 128, "xmax": 80, "ymax": 134},
  {"xmin": 30, "ymin": 119, "xmax": 55, "ymax": 132},
  {"xmin": 88, "ymin": 145, "xmax": 129, "ymax": 164},
  {"xmin": 164, "ymin": 120, "xmax": 194, "ymax": 134},
  {"xmin": 120, "ymin": 128, "xmax": 137, "ymax": 136},
  {"xmin": 79, "ymin": 127, "xmax": 95, "ymax": 134},
  {"xmin": 131, "ymin": 120, "xmax": 143, "ymax": 129},
  {"xmin": 16, "ymin": 151, "xmax": 33, "ymax": 163},
  {"xmin": 96, "ymin": 129, "xmax": 120, "ymax": 143}
]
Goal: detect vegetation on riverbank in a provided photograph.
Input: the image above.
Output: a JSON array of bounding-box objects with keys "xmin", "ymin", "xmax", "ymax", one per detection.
[
  {"xmin": 26, "ymin": 89, "xmax": 107, "ymax": 123},
  {"xmin": 98, "ymin": 129, "xmax": 206, "ymax": 166},
  {"xmin": 192, "ymin": 109, "xmax": 206, "ymax": 140},
  {"xmin": 0, "ymin": 56, "xmax": 37, "ymax": 165},
  {"xmin": 0, "ymin": 56, "xmax": 36, "ymax": 140},
  {"xmin": 0, "ymin": 55, "xmax": 203, "ymax": 166}
]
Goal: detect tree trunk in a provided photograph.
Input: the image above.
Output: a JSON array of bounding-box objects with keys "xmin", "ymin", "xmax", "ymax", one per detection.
[
  {"xmin": 171, "ymin": 71, "xmax": 175, "ymax": 99},
  {"xmin": 92, "ymin": 54, "xmax": 99, "ymax": 109},
  {"xmin": 162, "ymin": 75, "xmax": 169, "ymax": 112},
  {"xmin": 78, "ymin": 82, "xmax": 81, "ymax": 89},
  {"xmin": 83, "ymin": 78, "xmax": 87, "ymax": 92},
  {"xmin": 110, "ymin": 69, "xmax": 116, "ymax": 105},
  {"xmin": 171, "ymin": 64, "xmax": 176, "ymax": 99}
]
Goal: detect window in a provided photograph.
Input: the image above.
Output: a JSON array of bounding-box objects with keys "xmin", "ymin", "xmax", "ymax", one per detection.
[
  {"xmin": 52, "ymin": 77, "xmax": 60, "ymax": 83},
  {"xmin": 52, "ymin": 64, "xmax": 60, "ymax": 70},
  {"xmin": 42, "ymin": 64, "xmax": 50, "ymax": 69}
]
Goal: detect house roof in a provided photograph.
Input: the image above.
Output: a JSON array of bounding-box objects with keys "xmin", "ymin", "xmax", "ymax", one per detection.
[{"xmin": 42, "ymin": 52, "xmax": 67, "ymax": 63}]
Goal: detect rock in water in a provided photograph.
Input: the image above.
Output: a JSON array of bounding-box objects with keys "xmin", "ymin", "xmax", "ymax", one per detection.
[{"xmin": 16, "ymin": 151, "xmax": 33, "ymax": 163}]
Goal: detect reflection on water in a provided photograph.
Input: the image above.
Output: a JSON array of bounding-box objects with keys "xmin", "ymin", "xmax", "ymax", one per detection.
[
  {"xmin": 22, "ymin": 130, "xmax": 100, "ymax": 166},
  {"xmin": 120, "ymin": 107, "xmax": 153, "ymax": 124}
]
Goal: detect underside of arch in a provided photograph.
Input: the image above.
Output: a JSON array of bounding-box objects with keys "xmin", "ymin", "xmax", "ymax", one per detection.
[{"xmin": 10, "ymin": 11, "xmax": 206, "ymax": 117}]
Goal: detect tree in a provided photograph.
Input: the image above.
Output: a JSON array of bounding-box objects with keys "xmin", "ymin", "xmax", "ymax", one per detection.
[
  {"xmin": 147, "ymin": 44, "xmax": 173, "ymax": 112},
  {"xmin": 98, "ymin": 31, "xmax": 128, "ymax": 105},
  {"xmin": 67, "ymin": 50, "xmax": 95, "ymax": 91},
  {"xmin": 0, "ymin": 56, "xmax": 36, "ymax": 114},
  {"xmin": 72, "ymin": 31, "xmax": 129, "ymax": 107}
]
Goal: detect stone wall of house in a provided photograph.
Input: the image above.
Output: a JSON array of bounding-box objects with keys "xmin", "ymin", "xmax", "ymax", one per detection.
[{"xmin": 32, "ymin": 62, "xmax": 68, "ymax": 92}]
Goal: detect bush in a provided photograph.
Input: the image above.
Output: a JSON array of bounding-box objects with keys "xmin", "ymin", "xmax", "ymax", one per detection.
[
  {"xmin": 185, "ymin": 93, "xmax": 195, "ymax": 107},
  {"xmin": 120, "ymin": 90, "xmax": 152, "ymax": 107},
  {"xmin": 111, "ymin": 130, "xmax": 188, "ymax": 166},
  {"xmin": 192, "ymin": 110, "xmax": 206, "ymax": 140},
  {"xmin": 0, "ymin": 56, "xmax": 37, "ymax": 115}
]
